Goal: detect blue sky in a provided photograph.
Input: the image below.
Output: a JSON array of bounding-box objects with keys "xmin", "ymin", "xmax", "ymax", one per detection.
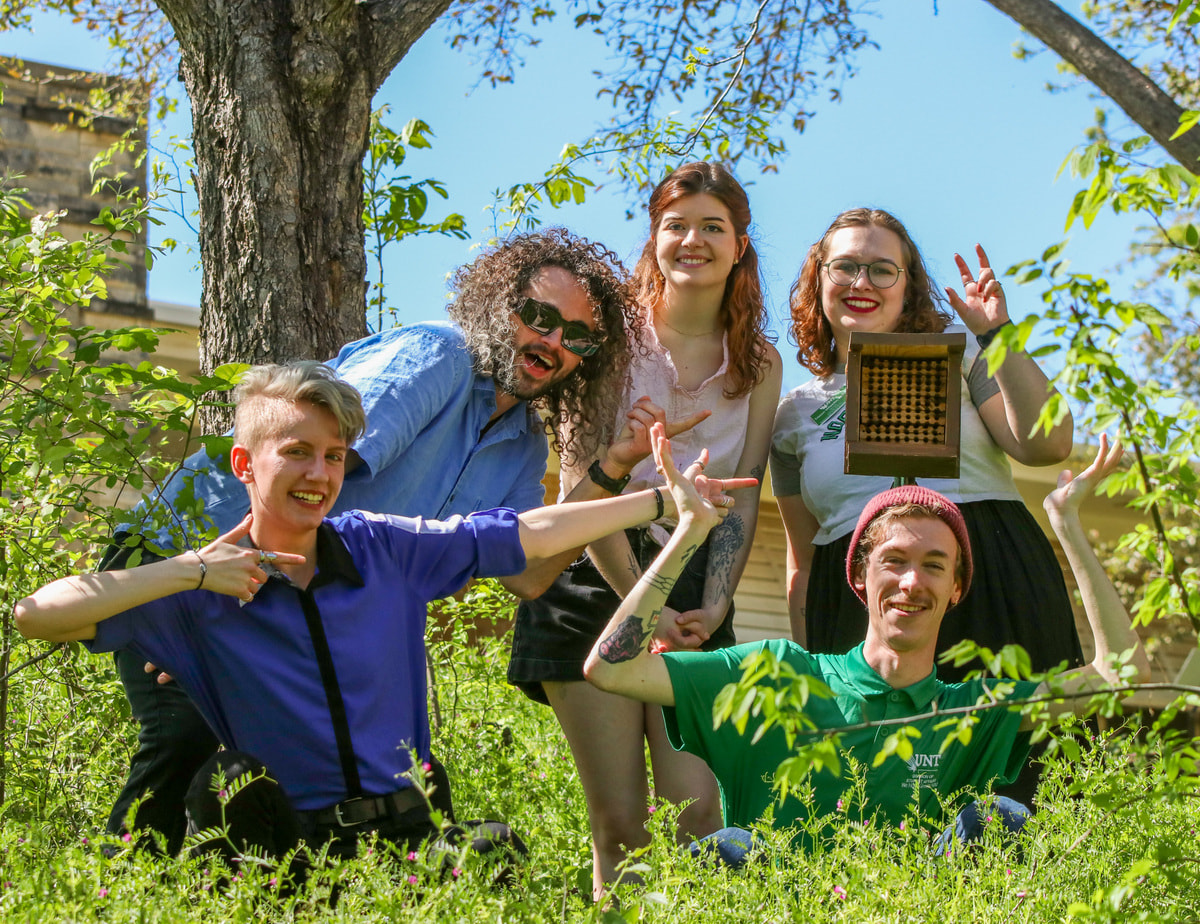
[{"xmin": 0, "ymin": 3, "xmax": 1148, "ymax": 393}]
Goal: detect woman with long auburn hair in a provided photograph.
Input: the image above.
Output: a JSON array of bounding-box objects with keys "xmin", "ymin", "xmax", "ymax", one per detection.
[
  {"xmin": 508, "ymin": 162, "xmax": 781, "ymax": 898},
  {"xmin": 772, "ymin": 207, "xmax": 1083, "ymax": 685}
]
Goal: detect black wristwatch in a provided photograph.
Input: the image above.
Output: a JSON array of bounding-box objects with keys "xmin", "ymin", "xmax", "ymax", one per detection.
[
  {"xmin": 588, "ymin": 459, "xmax": 631, "ymax": 494},
  {"xmin": 976, "ymin": 320, "xmax": 1012, "ymax": 349}
]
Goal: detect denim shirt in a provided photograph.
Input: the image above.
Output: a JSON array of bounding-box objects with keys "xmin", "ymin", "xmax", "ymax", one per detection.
[{"xmin": 130, "ymin": 323, "xmax": 548, "ymax": 548}]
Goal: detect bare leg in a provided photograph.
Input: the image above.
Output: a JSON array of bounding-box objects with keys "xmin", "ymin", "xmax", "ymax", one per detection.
[
  {"xmin": 544, "ymin": 679, "xmax": 651, "ymax": 899},
  {"xmin": 644, "ymin": 702, "xmax": 723, "ymax": 841}
]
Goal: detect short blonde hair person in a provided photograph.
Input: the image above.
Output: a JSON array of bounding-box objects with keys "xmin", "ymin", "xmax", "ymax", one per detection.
[{"xmin": 233, "ymin": 361, "xmax": 366, "ymax": 452}]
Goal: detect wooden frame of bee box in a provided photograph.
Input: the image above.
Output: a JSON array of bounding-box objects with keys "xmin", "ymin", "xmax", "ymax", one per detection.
[{"xmin": 844, "ymin": 331, "xmax": 965, "ymax": 479}]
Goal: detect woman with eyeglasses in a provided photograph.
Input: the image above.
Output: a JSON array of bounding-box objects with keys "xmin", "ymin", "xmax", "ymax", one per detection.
[
  {"xmin": 508, "ymin": 161, "xmax": 781, "ymax": 898},
  {"xmin": 772, "ymin": 207, "xmax": 1082, "ymax": 680}
]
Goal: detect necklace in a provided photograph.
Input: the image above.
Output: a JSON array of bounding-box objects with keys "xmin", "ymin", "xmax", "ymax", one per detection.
[{"xmin": 656, "ymin": 313, "xmax": 720, "ymax": 338}]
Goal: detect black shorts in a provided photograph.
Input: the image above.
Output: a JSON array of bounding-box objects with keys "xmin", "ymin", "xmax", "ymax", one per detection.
[{"xmin": 507, "ymin": 527, "xmax": 736, "ymax": 704}]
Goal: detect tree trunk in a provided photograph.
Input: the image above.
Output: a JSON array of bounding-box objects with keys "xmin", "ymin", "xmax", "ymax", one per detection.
[
  {"xmin": 983, "ymin": 0, "xmax": 1200, "ymax": 172},
  {"xmin": 151, "ymin": 0, "xmax": 453, "ymax": 429}
]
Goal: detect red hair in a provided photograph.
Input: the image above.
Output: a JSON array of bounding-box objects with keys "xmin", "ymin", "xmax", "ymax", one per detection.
[
  {"xmin": 789, "ymin": 208, "xmax": 952, "ymax": 377},
  {"xmin": 631, "ymin": 161, "xmax": 773, "ymax": 398}
]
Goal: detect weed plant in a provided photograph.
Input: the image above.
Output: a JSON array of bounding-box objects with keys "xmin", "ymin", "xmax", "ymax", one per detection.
[{"xmin": 3, "ymin": 581, "xmax": 1200, "ymax": 922}]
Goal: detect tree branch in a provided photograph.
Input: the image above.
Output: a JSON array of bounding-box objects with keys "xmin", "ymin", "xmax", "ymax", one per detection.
[{"xmin": 983, "ymin": 0, "xmax": 1200, "ymax": 171}]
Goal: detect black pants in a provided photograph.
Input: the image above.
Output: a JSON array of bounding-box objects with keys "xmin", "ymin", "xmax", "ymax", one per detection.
[
  {"xmin": 184, "ymin": 751, "xmax": 525, "ymax": 872},
  {"xmin": 107, "ymin": 647, "xmax": 222, "ymax": 853},
  {"xmin": 107, "ymin": 653, "xmax": 458, "ymax": 852}
]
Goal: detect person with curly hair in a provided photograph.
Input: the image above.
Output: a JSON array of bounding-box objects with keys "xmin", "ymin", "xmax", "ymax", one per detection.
[
  {"xmin": 508, "ymin": 162, "xmax": 782, "ymax": 897},
  {"xmin": 772, "ymin": 207, "xmax": 1082, "ymax": 683},
  {"xmin": 103, "ymin": 228, "xmax": 649, "ymax": 855}
]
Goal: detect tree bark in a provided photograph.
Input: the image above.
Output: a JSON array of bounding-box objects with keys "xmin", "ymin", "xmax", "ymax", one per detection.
[
  {"xmin": 983, "ymin": 0, "xmax": 1200, "ymax": 172},
  {"xmin": 151, "ymin": 0, "xmax": 453, "ymax": 429}
]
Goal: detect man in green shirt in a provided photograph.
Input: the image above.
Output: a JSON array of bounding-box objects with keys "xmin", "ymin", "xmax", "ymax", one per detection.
[{"xmin": 585, "ymin": 431, "xmax": 1147, "ymax": 861}]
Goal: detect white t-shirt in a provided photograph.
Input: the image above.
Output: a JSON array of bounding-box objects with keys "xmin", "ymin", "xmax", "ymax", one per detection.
[{"xmin": 770, "ymin": 327, "xmax": 1022, "ymax": 545}]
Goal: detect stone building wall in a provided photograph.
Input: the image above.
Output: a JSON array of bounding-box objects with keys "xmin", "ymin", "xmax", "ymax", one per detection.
[{"xmin": 0, "ymin": 56, "xmax": 148, "ymax": 323}]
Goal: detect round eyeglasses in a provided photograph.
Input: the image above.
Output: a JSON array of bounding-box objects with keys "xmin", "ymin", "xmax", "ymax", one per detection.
[{"xmin": 823, "ymin": 259, "xmax": 905, "ymax": 289}]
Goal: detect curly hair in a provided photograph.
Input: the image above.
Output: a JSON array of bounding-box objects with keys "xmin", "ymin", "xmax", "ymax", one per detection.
[
  {"xmin": 789, "ymin": 208, "xmax": 953, "ymax": 377},
  {"xmin": 630, "ymin": 161, "xmax": 774, "ymax": 399},
  {"xmin": 447, "ymin": 228, "xmax": 642, "ymax": 466}
]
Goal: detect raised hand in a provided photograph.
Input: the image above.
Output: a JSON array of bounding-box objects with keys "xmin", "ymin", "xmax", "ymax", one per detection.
[
  {"xmin": 944, "ymin": 243, "xmax": 1009, "ymax": 336},
  {"xmin": 605, "ymin": 395, "xmax": 712, "ymax": 472},
  {"xmin": 651, "ymin": 427, "xmax": 757, "ymax": 527},
  {"xmin": 193, "ymin": 514, "xmax": 306, "ymax": 603},
  {"xmin": 1044, "ymin": 434, "xmax": 1123, "ymax": 521}
]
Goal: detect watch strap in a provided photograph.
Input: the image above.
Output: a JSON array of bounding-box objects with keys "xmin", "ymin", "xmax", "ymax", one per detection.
[{"xmin": 588, "ymin": 459, "xmax": 631, "ymax": 494}]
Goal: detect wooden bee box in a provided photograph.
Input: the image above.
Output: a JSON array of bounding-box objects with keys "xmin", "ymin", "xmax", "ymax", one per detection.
[{"xmin": 844, "ymin": 332, "xmax": 965, "ymax": 479}]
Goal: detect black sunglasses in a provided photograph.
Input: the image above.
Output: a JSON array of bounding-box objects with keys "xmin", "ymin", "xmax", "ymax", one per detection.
[{"xmin": 514, "ymin": 298, "xmax": 603, "ymax": 357}]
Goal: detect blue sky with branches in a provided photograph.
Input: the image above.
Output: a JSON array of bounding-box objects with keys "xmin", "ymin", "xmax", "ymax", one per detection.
[{"xmin": 1, "ymin": 3, "xmax": 1149, "ymax": 392}]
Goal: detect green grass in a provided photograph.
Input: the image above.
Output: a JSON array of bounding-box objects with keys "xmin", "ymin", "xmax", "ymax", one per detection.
[{"xmin": 2, "ymin": 590, "xmax": 1199, "ymax": 922}]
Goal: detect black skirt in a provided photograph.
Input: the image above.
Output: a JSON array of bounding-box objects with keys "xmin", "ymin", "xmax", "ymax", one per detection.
[
  {"xmin": 806, "ymin": 499, "xmax": 1084, "ymax": 683},
  {"xmin": 507, "ymin": 527, "xmax": 736, "ymax": 704}
]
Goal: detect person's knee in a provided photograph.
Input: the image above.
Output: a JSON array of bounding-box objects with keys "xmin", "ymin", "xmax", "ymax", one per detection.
[
  {"xmin": 934, "ymin": 796, "xmax": 1031, "ymax": 858},
  {"xmin": 590, "ymin": 799, "xmax": 650, "ymax": 853},
  {"xmin": 429, "ymin": 820, "xmax": 528, "ymax": 888},
  {"xmin": 675, "ymin": 790, "xmax": 723, "ymax": 839},
  {"xmin": 688, "ymin": 827, "xmax": 759, "ymax": 870},
  {"xmin": 184, "ymin": 751, "xmax": 270, "ymax": 829}
]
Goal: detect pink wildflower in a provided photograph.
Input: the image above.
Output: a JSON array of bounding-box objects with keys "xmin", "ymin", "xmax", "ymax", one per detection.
[
  {"xmin": 121, "ymin": 833, "xmax": 132, "ymax": 843},
  {"xmin": 407, "ymin": 851, "xmax": 419, "ymax": 861},
  {"xmin": 833, "ymin": 885, "xmax": 846, "ymax": 900},
  {"xmin": 452, "ymin": 868, "xmax": 462, "ymax": 879},
  {"xmin": 98, "ymin": 888, "xmax": 109, "ymax": 898},
  {"xmin": 647, "ymin": 805, "xmax": 657, "ymax": 815},
  {"xmin": 422, "ymin": 762, "xmax": 432, "ymax": 773},
  {"xmin": 407, "ymin": 875, "xmax": 419, "ymax": 885}
]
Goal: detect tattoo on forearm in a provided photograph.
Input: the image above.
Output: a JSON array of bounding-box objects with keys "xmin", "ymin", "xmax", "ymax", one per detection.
[
  {"xmin": 622, "ymin": 547, "xmax": 639, "ymax": 581},
  {"xmin": 645, "ymin": 569, "xmax": 677, "ymax": 596},
  {"xmin": 598, "ymin": 612, "xmax": 655, "ymax": 663},
  {"xmin": 749, "ymin": 464, "xmax": 765, "ymax": 483},
  {"xmin": 704, "ymin": 512, "xmax": 745, "ymax": 605}
]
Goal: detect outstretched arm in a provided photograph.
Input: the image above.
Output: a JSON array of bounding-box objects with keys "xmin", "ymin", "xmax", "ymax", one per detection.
[
  {"xmin": 516, "ymin": 434, "xmax": 754, "ymax": 565},
  {"xmin": 14, "ymin": 516, "xmax": 306, "ymax": 643},
  {"xmin": 584, "ymin": 425, "xmax": 735, "ymax": 706},
  {"xmin": 1029, "ymin": 435, "xmax": 1150, "ymax": 722},
  {"xmin": 500, "ymin": 396, "xmax": 711, "ymax": 599},
  {"xmin": 947, "ymin": 244, "xmax": 1073, "ymax": 465}
]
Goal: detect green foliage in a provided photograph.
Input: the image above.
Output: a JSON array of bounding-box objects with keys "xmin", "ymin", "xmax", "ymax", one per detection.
[
  {"xmin": 0, "ymin": 177, "xmax": 236, "ymax": 813},
  {"xmin": 447, "ymin": 0, "xmax": 875, "ymax": 186},
  {"xmin": 1012, "ymin": 139, "xmax": 1200, "ymax": 633},
  {"xmin": 7, "ymin": 595, "xmax": 1200, "ymax": 920},
  {"xmin": 362, "ymin": 108, "xmax": 468, "ymax": 332}
]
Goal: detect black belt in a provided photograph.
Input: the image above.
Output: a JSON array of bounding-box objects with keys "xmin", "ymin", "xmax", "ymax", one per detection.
[{"xmin": 303, "ymin": 788, "xmax": 427, "ymax": 828}]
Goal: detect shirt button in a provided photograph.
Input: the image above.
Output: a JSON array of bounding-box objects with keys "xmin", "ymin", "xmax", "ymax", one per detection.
[{"xmin": 888, "ymin": 693, "xmax": 901, "ymax": 703}]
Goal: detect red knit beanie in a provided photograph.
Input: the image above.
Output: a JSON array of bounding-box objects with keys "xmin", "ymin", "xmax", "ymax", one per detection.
[{"xmin": 845, "ymin": 485, "xmax": 973, "ymax": 605}]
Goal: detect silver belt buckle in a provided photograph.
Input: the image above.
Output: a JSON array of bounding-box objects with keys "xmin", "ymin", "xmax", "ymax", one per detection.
[{"xmin": 334, "ymin": 797, "xmax": 365, "ymax": 827}]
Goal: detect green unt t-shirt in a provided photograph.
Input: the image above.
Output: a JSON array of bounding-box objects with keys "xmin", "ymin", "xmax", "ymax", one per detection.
[{"xmin": 662, "ymin": 639, "xmax": 1037, "ymax": 834}]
